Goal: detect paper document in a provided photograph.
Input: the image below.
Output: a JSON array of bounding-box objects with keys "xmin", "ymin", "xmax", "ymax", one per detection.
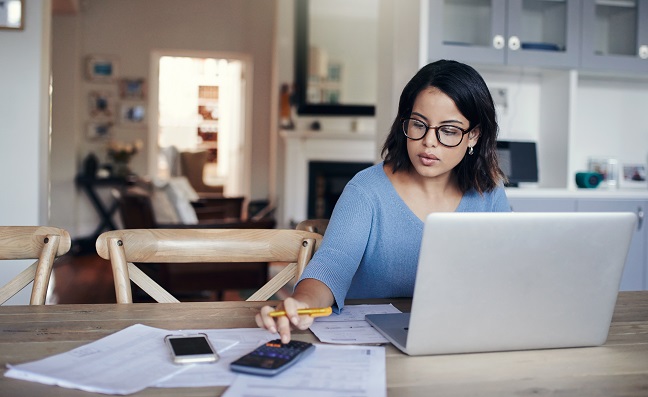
[
  {"xmin": 309, "ymin": 304, "xmax": 402, "ymax": 344},
  {"xmin": 5, "ymin": 324, "xmax": 191, "ymax": 394},
  {"xmin": 223, "ymin": 344, "xmax": 386, "ymax": 397},
  {"xmin": 4, "ymin": 324, "xmax": 261, "ymax": 394}
]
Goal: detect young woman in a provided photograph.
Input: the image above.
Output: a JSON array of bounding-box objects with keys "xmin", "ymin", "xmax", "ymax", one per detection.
[{"xmin": 256, "ymin": 60, "xmax": 511, "ymax": 342}]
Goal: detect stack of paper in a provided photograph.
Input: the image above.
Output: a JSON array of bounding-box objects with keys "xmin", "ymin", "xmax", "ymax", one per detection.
[
  {"xmin": 4, "ymin": 305, "xmax": 393, "ymax": 395},
  {"xmin": 5, "ymin": 324, "xmax": 275, "ymax": 394}
]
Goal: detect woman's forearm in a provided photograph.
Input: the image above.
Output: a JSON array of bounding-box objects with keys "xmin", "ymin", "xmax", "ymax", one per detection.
[{"xmin": 291, "ymin": 278, "xmax": 335, "ymax": 308}]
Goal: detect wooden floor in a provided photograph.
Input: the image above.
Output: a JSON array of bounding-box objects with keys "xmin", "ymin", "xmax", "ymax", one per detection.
[{"xmin": 50, "ymin": 254, "xmax": 290, "ymax": 304}]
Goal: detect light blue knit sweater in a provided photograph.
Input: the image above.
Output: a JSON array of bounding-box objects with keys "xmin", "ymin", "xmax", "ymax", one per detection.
[{"xmin": 297, "ymin": 162, "xmax": 511, "ymax": 310}]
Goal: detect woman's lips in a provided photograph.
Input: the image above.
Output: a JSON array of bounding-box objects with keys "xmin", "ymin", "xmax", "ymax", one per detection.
[{"xmin": 419, "ymin": 153, "xmax": 439, "ymax": 166}]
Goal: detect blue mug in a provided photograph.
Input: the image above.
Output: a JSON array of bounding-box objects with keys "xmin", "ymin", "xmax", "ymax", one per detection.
[{"xmin": 575, "ymin": 172, "xmax": 603, "ymax": 188}]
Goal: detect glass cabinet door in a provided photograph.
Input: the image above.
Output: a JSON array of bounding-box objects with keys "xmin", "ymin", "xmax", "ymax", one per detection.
[
  {"xmin": 428, "ymin": 0, "xmax": 580, "ymax": 68},
  {"xmin": 581, "ymin": 0, "xmax": 648, "ymax": 73},
  {"xmin": 428, "ymin": 0, "xmax": 507, "ymax": 65},
  {"xmin": 506, "ymin": 0, "xmax": 581, "ymax": 68}
]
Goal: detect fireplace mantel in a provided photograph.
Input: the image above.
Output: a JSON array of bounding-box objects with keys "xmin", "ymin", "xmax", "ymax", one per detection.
[{"xmin": 280, "ymin": 129, "xmax": 376, "ymax": 227}]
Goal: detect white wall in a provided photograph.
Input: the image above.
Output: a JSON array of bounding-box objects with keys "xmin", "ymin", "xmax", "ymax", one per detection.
[
  {"xmin": 50, "ymin": 0, "xmax": 277, "ymax": 237},
  {"xmin": 572, "ymin": 76, "xmax": 648, "ymax": 185},
  {"xmin": 50, "ymin": 11, "xmax": 81, "ymax": 241},
  {"xmin": 0, "ymin": 0, "xmax": 52, "ymax": 305}
]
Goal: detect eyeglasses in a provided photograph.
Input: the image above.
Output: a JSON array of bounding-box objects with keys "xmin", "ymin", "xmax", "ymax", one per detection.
[{"xmin": 401, "ymin": 118, "xmax": 473, "ymax": 148}]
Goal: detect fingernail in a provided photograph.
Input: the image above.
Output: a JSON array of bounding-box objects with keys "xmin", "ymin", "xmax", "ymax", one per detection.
[
  {"xmin": 291, "ymin": 316, "xmax": 299, "ymax": 325},
  {"xmin": 269, "ymin": 326, "xmax": 277, "ymax": 334}
]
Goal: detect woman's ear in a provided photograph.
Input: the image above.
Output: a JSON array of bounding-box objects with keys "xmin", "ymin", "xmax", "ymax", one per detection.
[{"xmin": 468, "ymin": 127, "xmax": 480, "ymax": 145}]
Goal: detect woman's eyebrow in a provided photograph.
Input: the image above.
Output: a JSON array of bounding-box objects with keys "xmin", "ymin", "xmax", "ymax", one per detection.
[
  {"xmin": 411, "ymin": 112, "xmax": 429, "ymax": 121},
  {"xmin": 412, "ymin": 111, "xmax": 466, "ymax": 125}
]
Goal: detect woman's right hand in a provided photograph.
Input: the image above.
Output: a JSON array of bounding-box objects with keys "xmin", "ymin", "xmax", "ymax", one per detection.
[{"xmin": 255, "ymin": 297, "xmax": 315, "ymax": 344}]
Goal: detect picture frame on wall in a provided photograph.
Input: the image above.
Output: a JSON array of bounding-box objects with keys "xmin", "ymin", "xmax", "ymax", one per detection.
[
  {"xmin": 0, "ymin": 0, "xmax": 24, "ymax": 30},
  {"xmin": 119, "ymin": 78, "xmax": 146, "ymax": 100},
  {"xmin": 619, "ymin": 163, "xmax": 647, "ymax": 189},
  {"xmin": 86, "ymin": 121, "xmax": 113, "ymax": 140},
  {"xmin": 119, "ymin": 102, "xmax": 147, "ymax": 126},
  {"xmin": 88, "ymin": 91, "xmax": 116, "ymax": 119},
  {"xmin": 86, "ymin": 55, "xmax": 119, "ymax": 83}
]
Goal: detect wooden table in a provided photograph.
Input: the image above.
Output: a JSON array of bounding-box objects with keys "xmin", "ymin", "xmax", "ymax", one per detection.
[{"xmin": 1, "ymin": 292, "xmax": 647, "ymax": 396}]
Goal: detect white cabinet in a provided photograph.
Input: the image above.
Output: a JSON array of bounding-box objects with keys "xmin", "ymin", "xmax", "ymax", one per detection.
[
  {"xmin": 508, "ymin": 192, "xmax": 647, "ymax": 291},
  {"xmin": 508, "ymin": 197, "xmax": 576, "ymax": 212}
]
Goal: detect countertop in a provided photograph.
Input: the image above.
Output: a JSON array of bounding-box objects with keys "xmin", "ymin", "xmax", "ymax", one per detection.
[{"xmin": 505, "ymin": 187, "xmax": 648, "ymax": 199}]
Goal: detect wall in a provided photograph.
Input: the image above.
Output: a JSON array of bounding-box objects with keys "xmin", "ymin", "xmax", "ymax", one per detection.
[
  {"xmin": 572, "ymin": 76, "xmax": 648, "ymax": 185},
  {"xmin": 50, "ymin": 0, "xmax": 276, "ymax": 237},
  {"xmin": 0, "ymin": 0, "xmax": 52, "ymax": 305}
]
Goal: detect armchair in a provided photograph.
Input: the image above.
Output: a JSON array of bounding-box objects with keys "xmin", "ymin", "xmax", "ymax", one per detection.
[{"xmin": 179, "ymin": 150, "xmax": 224, "ymax": 195}]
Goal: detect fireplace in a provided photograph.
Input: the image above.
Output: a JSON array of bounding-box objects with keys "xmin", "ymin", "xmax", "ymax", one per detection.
[
  {"xmin": 308, "ymin": 161, "xmax": 373, "ymax": 219},
  {"xmin": 281, "ymin": 130, "xmax": 376, "ymax": 227}
]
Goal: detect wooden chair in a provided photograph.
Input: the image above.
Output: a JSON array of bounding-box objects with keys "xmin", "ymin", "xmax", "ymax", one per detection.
[
  {"xmin": 112, "ymin": 187, "xmax": 277, "ymax": 301},
  {"xmin": 0, "ymin": 226, "xmax": 71, "ymax": 305},
  {"xmin": 296, "ymin": 219, "xmax": 329, "ymax": 235},
  {"xmin": 95, "ymin": 229, "xmax": 322, "ymax": 303}
]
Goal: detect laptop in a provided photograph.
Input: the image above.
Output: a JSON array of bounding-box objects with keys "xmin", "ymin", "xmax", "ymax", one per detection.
[{"xmin": 365, "ymin": 212, "xmax": 637, "ymax": 356}]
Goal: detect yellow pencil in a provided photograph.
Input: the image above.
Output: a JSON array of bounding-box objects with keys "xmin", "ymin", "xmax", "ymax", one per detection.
[{"xmin": 268, "ymin": 307, "xmax": 332, "ymax": 318}]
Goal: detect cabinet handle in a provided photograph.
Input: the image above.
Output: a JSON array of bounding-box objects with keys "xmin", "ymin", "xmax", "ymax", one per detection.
[
  {"xmin": 508, "ymin": 36, "xmax": 520, "ymax": 51},
  {"xmin": 637, "ymin": 207, "xmax": 644, "ymax": 230},
  {"xmin": 493, "ymin": 35, "xmax": 505, "ymax": 50},
  {"xmin": 639, "ymin": 45, "xmax": 648, "ymax": 60}
]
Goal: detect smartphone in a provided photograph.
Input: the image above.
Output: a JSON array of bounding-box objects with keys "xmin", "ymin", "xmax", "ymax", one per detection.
[{"xmin": 164, "ymin": 333, "xmax": 219, "ymax": 364}]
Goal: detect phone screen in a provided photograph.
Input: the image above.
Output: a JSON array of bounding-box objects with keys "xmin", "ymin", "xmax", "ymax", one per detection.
[
  {"xmin": 165, "ymin": 334, "xmax": 218, "ymax": 363},
  {"xmin": 168, "ymin": 336, "xmax": 214, "ymax": 356}
]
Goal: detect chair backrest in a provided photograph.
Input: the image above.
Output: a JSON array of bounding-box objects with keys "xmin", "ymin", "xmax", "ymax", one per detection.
[
  {"xmin": 296, "ymin": 219, "xmax": 329, "ymax": 235},
  {"xmin": 0, "ymin": 226, "xmax": 72, "ymax": 305},
  {"xmin": 95, "ymin": 228, "xmax": 322, "ymax": 303}
]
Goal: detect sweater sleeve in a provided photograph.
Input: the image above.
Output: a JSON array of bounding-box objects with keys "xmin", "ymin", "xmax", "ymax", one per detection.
[
  {"xmin": 296, "ymin": 182, "xmax": 374, "ymax": 310},
  {"xmin": 492, "ymin": 186, "xmax": 512, "ymax": 212}
]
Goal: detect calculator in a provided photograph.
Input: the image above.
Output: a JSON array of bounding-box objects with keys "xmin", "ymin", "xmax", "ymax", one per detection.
[{"xmin": 229, "ymin": 339, "xmax": 315, "ymax": 376}]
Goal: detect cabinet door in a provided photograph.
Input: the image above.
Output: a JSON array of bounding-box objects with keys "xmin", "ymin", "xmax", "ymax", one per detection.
[
  {"xmin": 506, "ymin": 0, "xmax": 581, "ymax": 68},
  {"xmin": 428, "ymin": 0, "xmax": 507, "ymax": 65},
  {"xmin": 580, "ymin": 0, "xmax": 648, "ymax": 74},
  {"xmin": 508, "ymin": 197, "xmax": 577, "ymax": 212},
  {"xmin": 577, "ymin": 199, "xmax": 646, "ymax": 291}
]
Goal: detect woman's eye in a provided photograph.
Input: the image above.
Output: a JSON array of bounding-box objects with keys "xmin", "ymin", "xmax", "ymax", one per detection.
[
  {"xmin": 440, "ymin": 126, "xmax": 461, "ymax": 135},
  {"xmin": 412, "ymin": 121, "xmax": 426, "ymax": 130}
]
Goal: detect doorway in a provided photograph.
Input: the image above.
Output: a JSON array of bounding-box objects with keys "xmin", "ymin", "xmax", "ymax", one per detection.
[{"xmin": 149, "ymin": 51, "xmax": 251, "ymax": 197}]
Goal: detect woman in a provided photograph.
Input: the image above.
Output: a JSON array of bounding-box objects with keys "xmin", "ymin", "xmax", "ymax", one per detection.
[{"xmin": 256, "ymin": 60, "xmax": 511, "ymax": 343}]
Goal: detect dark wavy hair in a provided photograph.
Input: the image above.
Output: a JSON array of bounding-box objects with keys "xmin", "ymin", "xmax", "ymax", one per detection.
[{"xmin": 381, "ymin": 60, "xmax": 506, "ymax": 193}]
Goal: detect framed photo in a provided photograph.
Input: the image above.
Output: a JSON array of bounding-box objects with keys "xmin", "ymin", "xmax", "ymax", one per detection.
[
  {"xmin": 0, "ymin": 0, "xmax": 24, "ymax": 30},
  {"xmin": 86, "ymin": 55, "xmax": 119, "ymax": 83},
  {"xmin": 588, "ymin": 157, "xmax": 619, "ymax": 189},
  {"xmin": 88, "ymin": 91, "xmax": 116, "ymax": 119},
  {"xmin": 119, "ymin": 102, "xmax": 147, "ymax": 126},
  {"xmin": 86, "ymin": 121, "xmax": 113, "ymax": 140},
  {"xmin": 619, "ymin": 163, "xmax": 647, "ymax": 189},
  {"xmin": 119, "ymin": 78, "xmax": 146, "ymax": 100}
]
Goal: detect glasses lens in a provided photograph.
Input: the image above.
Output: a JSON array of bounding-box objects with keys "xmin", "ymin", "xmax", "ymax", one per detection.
[
  {"xmin": 403, "ymin": 118, "xmax": 427, "ymax": 139},
  {"xmin": 437, "ymin": 125, "xmax": 464, "ymax": 147}
]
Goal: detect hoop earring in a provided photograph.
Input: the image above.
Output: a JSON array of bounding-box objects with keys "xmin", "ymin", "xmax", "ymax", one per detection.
[{"xmin": 468, "ymin": 146, "xmax": 474, "ymax": 155}]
